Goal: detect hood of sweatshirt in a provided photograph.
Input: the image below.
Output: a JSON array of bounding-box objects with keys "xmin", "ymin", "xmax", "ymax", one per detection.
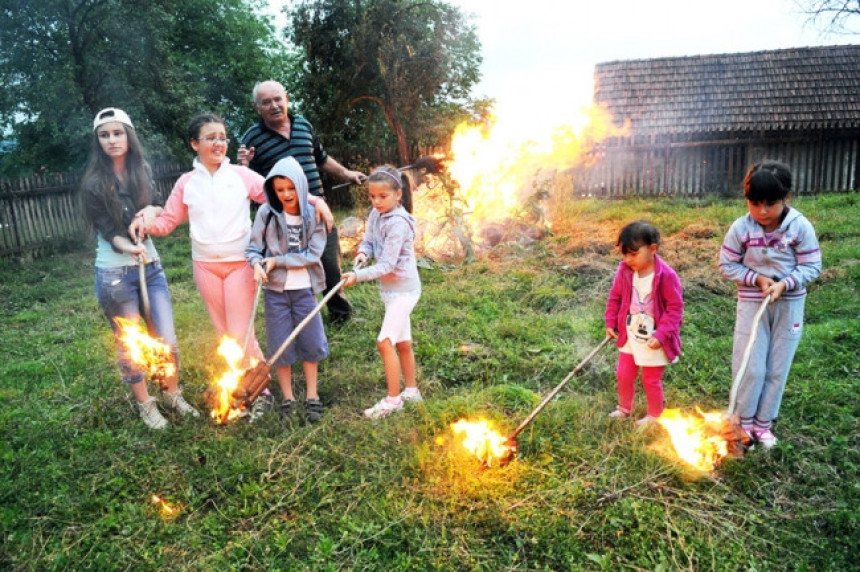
[{"xmin": 264, "ymin": 156, "xmax": 310, "ymax": 216}]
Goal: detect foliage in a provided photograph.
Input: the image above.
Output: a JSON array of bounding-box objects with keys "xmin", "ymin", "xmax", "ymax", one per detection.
[
  {"xmin": 0, "ymin": 0, "xmax": 289, "ymax": 177},
  {"xmin": 0, "ymin": 196, "xmax": 858, "ymax": 569},
  {"xmin": 287, "ymin": 0, "xmax": 489, "ymax": 165},
  {"xmin": 794, "ymin": 0, "xmax": 860, "ymax": 34}
]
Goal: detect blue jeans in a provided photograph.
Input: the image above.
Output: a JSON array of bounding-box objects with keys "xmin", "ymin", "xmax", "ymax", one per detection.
[{"xmin": 95, "ymin": 262, "xmax": 179, "ymax": 385}]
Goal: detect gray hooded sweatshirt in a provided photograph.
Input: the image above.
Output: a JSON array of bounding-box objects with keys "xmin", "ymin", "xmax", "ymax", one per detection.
[
  {"xmin": 245, "ymin": 156, "xmax": 327, "ymax": 293},
  {"xmin": 354, "ymin": 205, "xmax": 420, "ymax": 293}
]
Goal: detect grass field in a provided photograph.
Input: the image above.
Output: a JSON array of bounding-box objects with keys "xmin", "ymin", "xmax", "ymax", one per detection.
[{"xmin": 1, "ymin": 193, "xmax": 858, "ymax": 570}]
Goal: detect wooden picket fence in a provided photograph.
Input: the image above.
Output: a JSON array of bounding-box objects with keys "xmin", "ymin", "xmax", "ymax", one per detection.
[
  {"xmin": 0, "ymin": 163, "xmax": 185, "ymax": 259},
  {"xmin": 564, "ymin": 134, "xmax": 860, "ymax": 198}
]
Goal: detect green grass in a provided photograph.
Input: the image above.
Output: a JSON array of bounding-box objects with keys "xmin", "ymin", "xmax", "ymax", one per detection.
[{"xmin": 1, "ymin": 196, "xmax": 858, "ymax": 570}]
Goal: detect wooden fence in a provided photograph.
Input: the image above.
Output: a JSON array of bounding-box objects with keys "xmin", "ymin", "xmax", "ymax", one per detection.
[
  {"xmin": 2, "ymin": 136, "xmax": 856, "ymax": 259},
  {"xmin": 0, "ymin": 163, "xmax": 185, "ymax": 258},
  {"xmin": 564, "ymin": 132, "xmax": 860, "ymax": 198}
]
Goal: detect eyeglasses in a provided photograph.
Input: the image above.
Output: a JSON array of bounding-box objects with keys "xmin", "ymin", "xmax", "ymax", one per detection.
[{"xmin": 196, "ymin": 137, "xmax": 230, "ymax": 145}]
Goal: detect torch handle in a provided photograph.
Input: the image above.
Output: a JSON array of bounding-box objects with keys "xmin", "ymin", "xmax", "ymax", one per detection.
[
  {"xmin": 137, "ymin": 252, "xmax": 155, "ymax": 336},
  {"xmin": 508, "ymin": 336, "xmax": 612, "ymax": 441},
  {"xmin": 727, "ymin": 294, "xmax": 771, "ymax": 416},
  {"xmin": 263, "ymin": 261, "xmax": 364, "ymax": 368},
  {"xmin": 242, "ymin": 279, "xmax": 263, "ymax": 358}
]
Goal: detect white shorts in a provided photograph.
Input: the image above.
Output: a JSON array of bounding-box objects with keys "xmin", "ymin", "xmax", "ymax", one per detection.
[{"xmin": 377, "ymin": 289, "xmax": 421, "ymax": 344}]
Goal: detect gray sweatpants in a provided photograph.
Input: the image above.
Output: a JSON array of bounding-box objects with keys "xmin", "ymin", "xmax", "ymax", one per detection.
[{"xmin": 732, "ymin": 297, "xmax": 806, "ymax": 425}]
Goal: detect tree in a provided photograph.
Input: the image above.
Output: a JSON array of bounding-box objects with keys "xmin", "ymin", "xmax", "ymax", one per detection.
[
  {"xmin": 0, "ymin": 0, "xmax": 289, "ymax": 177},
  {"xmin": 795, "ymin": 0, "xmax": 860, "ymax": 34},
  {"xmin": 287, "ymin": 0, "xmax": 487, "ymax": 166}
]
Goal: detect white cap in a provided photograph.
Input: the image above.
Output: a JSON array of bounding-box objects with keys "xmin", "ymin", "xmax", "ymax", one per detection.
[{"xmin": 93, "ymin": 108, "xmax": 134, "ymax": 131}]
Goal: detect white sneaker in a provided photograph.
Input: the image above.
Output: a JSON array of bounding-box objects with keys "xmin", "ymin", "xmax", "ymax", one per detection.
[
  {"xmin": 608, "ymin": 407, "xmax": 630, "ymax": 419},
  {"xmin": 249, "ymin": 393, "xmax": 274, "ymax": 423},
  {"xmin": 400, "ymin": 388, "xmax": 423, "ymax": 402},
  {"xmin": 635, "ymin": 415, "xmax": 658, "ymax": 428},
  {"xmin": 163, "ymin": 389, "xmax": 201, "ymax": 417},
  {"xmin": 138, "ymin": 397, "xmax": 168, "ymax": 429},
  {"xmin": 363, "ymin": 396, "xmax": 403, "ymax": 419}
]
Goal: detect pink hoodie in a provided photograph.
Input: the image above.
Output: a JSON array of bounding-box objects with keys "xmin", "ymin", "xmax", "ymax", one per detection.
[{"xmin": 604, "ymin": 254, "xmax": 684, "ymax": 362}]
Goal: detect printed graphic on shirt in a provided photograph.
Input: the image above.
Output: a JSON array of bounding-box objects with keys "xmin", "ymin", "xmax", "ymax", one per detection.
[
  {"xmin": 627, "ymin": 312, "xmax": 656, "ymax": 343},
  {"xmin": 627, "ymin": 271, "xmax": 655, "ymax": 344},
  {"xmin": 285, "ymin": 214, "xmax": 302, "ymax": 252}
]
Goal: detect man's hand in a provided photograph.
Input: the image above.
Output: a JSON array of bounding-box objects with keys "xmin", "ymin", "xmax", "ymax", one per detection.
[
  {"xmin": 314, "ymin": 198, "xmax": 334, "ymax": 232},
  {"xmin": 344, "ymin": 169, "xmax": 366, "ymax": 186},
  {"xmin": 238, "ymin": 145, "xmax": 255, "ymax": 167}
]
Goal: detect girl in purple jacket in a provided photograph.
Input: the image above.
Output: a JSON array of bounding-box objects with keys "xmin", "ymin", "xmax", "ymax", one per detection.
[{"xmin": 604, "ymin": 221, "xmax": 684, "ymax": 426}]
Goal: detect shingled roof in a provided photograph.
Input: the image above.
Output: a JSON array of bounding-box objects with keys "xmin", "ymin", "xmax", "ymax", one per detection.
[{"xmin": 594, "ymin": 44, "xmax": 860, "ymax": 136}]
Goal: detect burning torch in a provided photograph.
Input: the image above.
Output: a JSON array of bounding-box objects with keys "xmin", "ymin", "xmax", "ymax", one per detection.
[{"xmin": 227, "ymin": 262, "xmax": 364, "ymax": 417}]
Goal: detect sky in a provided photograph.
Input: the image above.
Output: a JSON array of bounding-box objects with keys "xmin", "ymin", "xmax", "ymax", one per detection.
[{"xmin": 268, "ymin": 0, "xmax": 849, "ymax": 135}]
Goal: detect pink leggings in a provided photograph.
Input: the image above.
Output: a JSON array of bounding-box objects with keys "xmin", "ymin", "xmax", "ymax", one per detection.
[
  {"xmin": 193, "ymin": 260, "xmax": 264, "ymax": 362},
  {"xmin": 616, "ymin": 351, "xmax": 665, "ymax": 417}
]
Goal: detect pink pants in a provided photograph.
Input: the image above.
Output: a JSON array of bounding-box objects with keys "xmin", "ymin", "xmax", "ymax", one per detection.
[
  {"xmin": 616, "ymin": 351, "xmax": 665, "ymax": 417},
  {"xmin": 193, "ymin": 260, "xmax": 264, "ymax": 362}
]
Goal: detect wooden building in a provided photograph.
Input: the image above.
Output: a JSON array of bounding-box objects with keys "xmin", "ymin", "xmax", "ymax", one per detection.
[{"xmin": 575, "ymin": 45, "xmax": 860, "ymax": 196}]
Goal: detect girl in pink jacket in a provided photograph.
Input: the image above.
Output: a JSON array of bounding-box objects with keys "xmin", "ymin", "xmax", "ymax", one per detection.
[{"xmin": 604, "ymin": 221, "xmax": 684, "ymax": 426}]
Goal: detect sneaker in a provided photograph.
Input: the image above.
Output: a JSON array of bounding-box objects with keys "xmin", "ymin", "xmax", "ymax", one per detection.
[
  {"xmin": 138, "ymin": 397, "xmax": 168, "ymax": 430},
  {"xmin": 249, "ymin": 393, "xmax": 274, "ymax": 423},
  {"xmin": 163, "ymin": 389, "xmax": 201, "ymax": 417},
  {"xmin": 400, "ymin": 387, "xmax": 423, "ymax": 403},
  {"xmin": 752, "ymin": 428, "xmax": 778, "ymax": 449},
  {"xmin": 279, "ymin": 399, "xmax": 295, "ymax": 420},
  {"xmin": 608, "ymin": 407, "xmax": 630, "ymax": 419},
  {"xmin": 305, "ymin": 398, "xmax": 324, "ymax": 423},
  {"xmin": 635, "ymin": 415, "xmax": 658, "ymax": 428},
  {"xmin": 363, "ymin": 396, "xmax": 403, "ymax": 419}
]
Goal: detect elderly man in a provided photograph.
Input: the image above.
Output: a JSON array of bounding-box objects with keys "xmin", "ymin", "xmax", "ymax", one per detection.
[{"xmin": 239, "ymin": 80, "xmax": 365, "ymax": 325}]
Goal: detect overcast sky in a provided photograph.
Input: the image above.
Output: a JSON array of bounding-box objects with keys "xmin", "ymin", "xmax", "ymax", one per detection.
[
  {"xmin": 269, "ymin": 0, "xmax": 850, "ymax": 132},
  {"xmin": 456, "ymin": 0, "xmax": 845, "ymax": 108}
]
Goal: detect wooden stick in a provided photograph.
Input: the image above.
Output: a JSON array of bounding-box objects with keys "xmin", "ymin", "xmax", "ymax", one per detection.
[
  {"xmin": 508, "ymin": 336, "xmax": 612, "ymax": 442},
  {"xmin": 727, "ymin": 295, "xmax": 771, "ymax": 416}
]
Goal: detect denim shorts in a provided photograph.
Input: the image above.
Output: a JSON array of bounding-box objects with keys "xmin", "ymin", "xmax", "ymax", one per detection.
[{"xmin": 264, "ymin": 288, "xmax": 329, "ymax": 367}]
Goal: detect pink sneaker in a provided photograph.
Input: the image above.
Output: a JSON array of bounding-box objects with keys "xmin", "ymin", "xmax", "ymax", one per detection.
[
  {"xmin": 635, "ymin": 415, "xmax": 658, "ymax": 428},
  {"xmin": 752, "ymin": 428, "xmax": 778, "ymax": 449}
]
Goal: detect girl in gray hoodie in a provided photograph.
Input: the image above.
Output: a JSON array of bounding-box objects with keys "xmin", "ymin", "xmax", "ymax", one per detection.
[{"xmin": 343, "ymin": 166, "xmax": 422, "ymax": 419}]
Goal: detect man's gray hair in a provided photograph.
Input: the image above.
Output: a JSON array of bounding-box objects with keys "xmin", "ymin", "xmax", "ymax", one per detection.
[{"xmin": 252, "ymin": 80, "xmax": 286, "ymax": 104}]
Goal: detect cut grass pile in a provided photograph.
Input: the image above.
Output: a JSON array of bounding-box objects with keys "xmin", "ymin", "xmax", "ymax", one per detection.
[{"xmin": 0, "ymin": 194, "xmax": 858, "ymax": 570}]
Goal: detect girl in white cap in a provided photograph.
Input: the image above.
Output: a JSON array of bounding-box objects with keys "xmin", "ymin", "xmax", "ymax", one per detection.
[{"xmin": 82, "ymin": 107, "xmax": 199, "ymax": 429}]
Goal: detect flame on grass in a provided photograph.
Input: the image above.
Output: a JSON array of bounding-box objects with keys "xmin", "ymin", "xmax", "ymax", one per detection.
[
  {"xmin": 657, "ymin": 408, "xmax": 730, "ymax": 471},
  {"xmin": 209, "ymin": 336, "xmax": 256, "ymax": 424},
  {"xmin": 114, "ymin": 317, "xmax": 175, "ymax": 381},
  {"xmin": 150, "ymin": 495, "xmax": 177, "ymax": 517},
  {"xmin": 451, "ymin": 418, "xmax": 513, "ymax": 467}
]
